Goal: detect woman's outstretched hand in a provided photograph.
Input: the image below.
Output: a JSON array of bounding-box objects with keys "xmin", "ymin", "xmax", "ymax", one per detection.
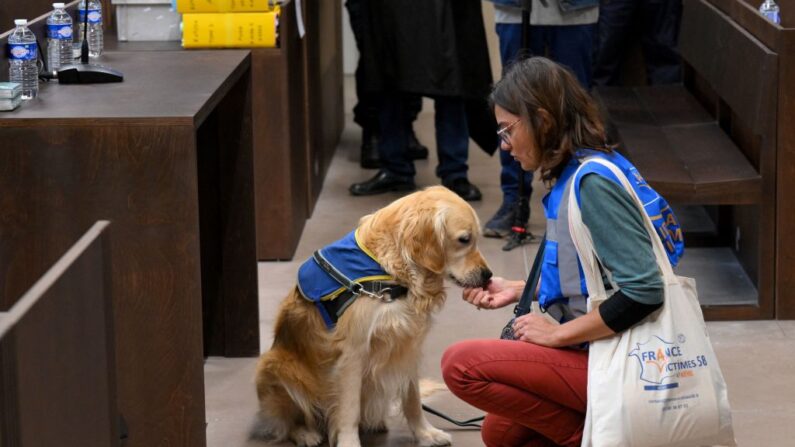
[{"xmin": 462, "ymin": 276, "xmax": 521, "ymax": 310}]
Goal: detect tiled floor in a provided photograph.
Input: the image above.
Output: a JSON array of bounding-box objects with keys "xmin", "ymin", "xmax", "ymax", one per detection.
[{"xmin": 204, "ymin": 79, "xmax": 795, "ymax": 447}]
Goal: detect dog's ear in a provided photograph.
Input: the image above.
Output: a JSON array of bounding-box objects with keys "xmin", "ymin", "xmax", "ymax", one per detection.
[{"xmin": 399, "ymin": 205, "xmax": 446, "ymax": 274}]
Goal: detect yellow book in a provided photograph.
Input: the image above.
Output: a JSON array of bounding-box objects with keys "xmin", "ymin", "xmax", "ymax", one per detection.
[
  {"xmin": 176, "ymin": 0, "xmax": 275, "ymax": 13},
  {"xmin": 182, "ymin": 11, "xmax": 280, "ymax": 48}
]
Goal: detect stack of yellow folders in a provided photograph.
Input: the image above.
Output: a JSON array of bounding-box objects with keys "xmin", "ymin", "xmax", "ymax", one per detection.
[{"xmin": 178, "ymin": 0, "xmax": 280, "ymax": 48}]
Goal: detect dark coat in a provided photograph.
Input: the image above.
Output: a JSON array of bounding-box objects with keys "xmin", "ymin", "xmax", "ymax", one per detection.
[
  {"xmin": 360, "ymin": 0, "xmax": 493, "ymax": 99},
  {"xmin": 358, "ymin": 0, "xmax": 498, "ymax": 154}
]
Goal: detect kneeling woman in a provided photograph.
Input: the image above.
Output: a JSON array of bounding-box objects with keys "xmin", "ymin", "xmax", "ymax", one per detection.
[{"xmin": 442, "ymin": 57, "xmax": 680, "ymax": 447}]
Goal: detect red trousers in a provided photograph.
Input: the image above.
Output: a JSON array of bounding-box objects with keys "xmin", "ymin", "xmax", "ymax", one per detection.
[{"xmin": 441, "ymin": 339, "xmax": 588, "ymax": 447}]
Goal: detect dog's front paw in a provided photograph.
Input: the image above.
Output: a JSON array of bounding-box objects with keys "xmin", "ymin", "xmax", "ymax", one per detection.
[
  {"xmin": 335, "ymin": 430, "xmax": 362, "ymax": 447},
  {"xmin": 415, "ymin": 426, "xmax": 452, "ymax": 446},
  {"xmin": 289, "ymin": 427, "xmax": 323, "ymax": 447}
]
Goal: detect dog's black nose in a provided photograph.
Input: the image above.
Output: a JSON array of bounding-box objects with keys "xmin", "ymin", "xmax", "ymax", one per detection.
[{"xmin": 481, "ymin": 268, "xmax": 493, "ymax": 284}]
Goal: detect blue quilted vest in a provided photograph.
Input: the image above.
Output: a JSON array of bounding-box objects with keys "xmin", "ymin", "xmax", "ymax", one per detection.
[
  {"xmin": 297, "ymin": 230, "xmax": 394, "ymax": 327},
  {"xmin": 538, "ymin": 150, "xmax": 684, "ymax": 318}
]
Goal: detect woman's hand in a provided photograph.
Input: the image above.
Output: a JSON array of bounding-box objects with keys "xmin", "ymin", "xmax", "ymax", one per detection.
[
  {"xmin": 511, "ymin": 313, "xmax": 562, "ymax": 347},
  {"xmin": 462, "ymin": 276, "xmax": 521, "ymax": 310},
  {"xmin": 512, "ymin": 308, "xmax": 617, "ymax": 348}
]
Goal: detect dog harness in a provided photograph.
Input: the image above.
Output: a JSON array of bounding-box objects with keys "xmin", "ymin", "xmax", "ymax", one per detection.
[{"xmin": 297, "ymin": 229, "xmax": 408, "ymax": 329}]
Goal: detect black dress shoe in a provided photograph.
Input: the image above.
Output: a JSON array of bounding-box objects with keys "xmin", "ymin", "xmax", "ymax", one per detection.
[
  {"xmin": 360, "ymin": 128, "xmax": 381, "ymax": 169},
  {"xmin": 443, "ymin": 177, "xmax": 482, "ymax": 201},
  {"xmin": 407, "ymin": 131, "xmax": 429, "ymax": 160},
  {"xmin": 350, "ymin": 170, "xmax": 416, "ymax": 196}
]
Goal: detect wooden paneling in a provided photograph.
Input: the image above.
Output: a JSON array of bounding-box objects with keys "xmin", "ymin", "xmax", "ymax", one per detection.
[
  {"xmin": 0, "ymin": 221, "xmax": 118, "ymax": 447},
  {"xmin": 200, "ymin": 64, "xmax": 259, "ymax": 356},
  {"xmin": 303, "ymin": 0, "xmax": 345, "ymax": 213},
  {"xmin": 775, "ymin": 29, "xmax": 795, "ymax": 318},
  {"xmin": 252, "ymin": 0, "xmax": 310, "ymax": 260},
  {"xmin": 251, "ymin": 0, "xmax": 344, "ymax": 260}
]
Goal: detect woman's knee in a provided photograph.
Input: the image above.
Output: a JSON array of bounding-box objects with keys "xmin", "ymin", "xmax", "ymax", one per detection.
[
  {"xmin": 440, "ymin": 339, "xmax": 483, "ymax": 393},
  {"xmin": 481, "ymin": 413, "xmax": 545, "ymax": 447}
]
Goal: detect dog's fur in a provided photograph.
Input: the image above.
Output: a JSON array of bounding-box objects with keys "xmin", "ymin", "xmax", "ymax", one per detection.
[{"xmin": 256, "ymin": 186, "xmax": 492, "ymax": 447}]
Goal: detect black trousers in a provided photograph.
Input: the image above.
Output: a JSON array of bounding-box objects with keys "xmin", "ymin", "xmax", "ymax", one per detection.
[
  {"xmin": 593, "ymin": 0, "xmax": 683, "ymax": 86},
  {"xmin": 346, "ymin": 0, "xmax": 422, "ymax": 132}
]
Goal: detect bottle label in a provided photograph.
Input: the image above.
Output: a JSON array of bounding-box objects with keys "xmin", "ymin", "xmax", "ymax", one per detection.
[
  {"xmin": 763, "ymin": 10, "xmax": 781, "ymax": 24},
  {"xmin": 47, "ymin": 24, "xmax": 74, "ymax": 40},
  {"xmin": 78, "ymin": 9, "xmax": 102, "ymax": 24},
  {"xmin": 8, "ymin": 43, "xmax": 38, "ymax": 61}
]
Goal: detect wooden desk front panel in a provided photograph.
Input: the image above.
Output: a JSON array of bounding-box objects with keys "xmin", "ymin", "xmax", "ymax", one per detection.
[
  {"xmin": 0, "ymin": 222, "xmax": 118, "ymax": 447},
  {"xmin": 0, "ymin": 124, "xmax": 207, "ymax": 447}
]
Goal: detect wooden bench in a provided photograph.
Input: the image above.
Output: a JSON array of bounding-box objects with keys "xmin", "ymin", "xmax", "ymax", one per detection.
[
  {"xmin": 597, "ymin": 85, "xmax": 762, "ymax": 205},
  {"xmin": 594, "ymin": 0, "xmax": 778, "ymax": 319}
]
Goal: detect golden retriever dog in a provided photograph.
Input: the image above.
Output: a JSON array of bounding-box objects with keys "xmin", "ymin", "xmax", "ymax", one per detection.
[{"xmin": 256, "ymin": 186, "xmax": 492, "ymax": 447}]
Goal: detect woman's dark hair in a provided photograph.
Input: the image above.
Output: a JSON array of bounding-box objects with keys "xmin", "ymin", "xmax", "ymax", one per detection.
[{"xmin": 490, "ymin": 57, "xmax": 612, "ymax": 183}]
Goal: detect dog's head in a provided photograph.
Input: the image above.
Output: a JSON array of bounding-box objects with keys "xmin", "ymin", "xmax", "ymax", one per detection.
[{"xmin": 364, "ymin": 186, "xmax": 492, "ymax": 289}]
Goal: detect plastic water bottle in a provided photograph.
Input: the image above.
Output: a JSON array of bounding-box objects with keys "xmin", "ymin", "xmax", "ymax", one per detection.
[
  {"xmin": 759, "ymin": 0, "xmax": 781, "ymax": 25},
  {"xmin": 77, "ymin": 0, "xmax": 103, "ymax": 58},
  {"xmin": 47, "ymin": 3, "xmax": 73, "ymax": 72},
  {"xmin": 8, "ymin": 19, "xmax": 39, "ymax": 100}
]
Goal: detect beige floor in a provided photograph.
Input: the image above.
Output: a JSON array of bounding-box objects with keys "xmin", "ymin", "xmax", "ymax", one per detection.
[{"xmin": 204, "ymin": 78, "xmax": 795, "ymax": 446}]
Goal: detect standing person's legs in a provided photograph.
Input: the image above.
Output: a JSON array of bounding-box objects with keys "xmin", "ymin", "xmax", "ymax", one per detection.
[
  {"xmin": 640, "ymin": 0, "xmax": 683, "ymax": 84},
  {"xmin": 349, "ymin": 91, "xmax": 416, "ymax": 196},
  {"xmin": 405, "ymin": 94, "xmax": 429, "ymax": 159},
  {"xmin": 494, "ymin": 23, "xmax": 530, "ymax": 206},
  {"xmin": 592, "ymin": 0, "xmax": 638, "ymax": 86},
  {"xmin": 434, "ymin": 95, "xmax": 481, "ymax": 201},
  {"xmin": 485, "ymin": 23, "xmax": 533, "ymax": 237},
  {"xmin": 497, "ymin": 22, "xmax": 524, "ymax": 70},
  {"xmin": 441, "ymin": 339, "xmax": 588, "ymax": 447},
  {"xmin": 346, "ymin": 0, "xmax": 382, "ymax": 168},
  {"xmin": 549, "ymin": 24, "xmax": 597, "ymax": 89},
  {"xmin": 377, "ymin": 92, "xmax": 414, "ymax": 178},
  {"xmin": 497, "ymin": 23, "xmax": 525, "ymax": 207}
]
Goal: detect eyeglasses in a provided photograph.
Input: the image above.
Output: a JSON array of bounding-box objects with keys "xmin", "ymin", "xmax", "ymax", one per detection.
[{"xmin": 497, "ymin": 119, "xmax": 521, "ymax": 146}]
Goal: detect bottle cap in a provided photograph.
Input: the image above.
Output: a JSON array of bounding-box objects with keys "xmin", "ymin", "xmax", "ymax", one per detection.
[
  {"xmin": 14, "ymin": 19, "xmax": 28, "ymax": 26},
  {"xmin": 53, "ymin": 3, "xmax": 66, "ymax": 8}
]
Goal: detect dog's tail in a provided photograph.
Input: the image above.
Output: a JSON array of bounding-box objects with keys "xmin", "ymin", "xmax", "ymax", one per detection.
[{"xmin": 256, "ymin": 350, "xmax": 324, "ymax": 440}]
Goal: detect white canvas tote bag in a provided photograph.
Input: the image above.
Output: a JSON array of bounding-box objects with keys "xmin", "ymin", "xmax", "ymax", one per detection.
[{"xmin": 569, "ymin": 158, "xmax": 735, "ymax": 447}]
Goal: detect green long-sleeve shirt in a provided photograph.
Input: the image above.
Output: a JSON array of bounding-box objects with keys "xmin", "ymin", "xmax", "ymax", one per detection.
[{"xmin": 578, "ymin": 174, "xmax": 665, "ymax": 306}]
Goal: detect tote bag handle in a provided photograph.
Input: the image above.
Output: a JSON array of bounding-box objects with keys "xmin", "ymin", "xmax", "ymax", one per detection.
[{"xmin": 567, "ymin": 158, "xmax": 677, "ymax": 306}]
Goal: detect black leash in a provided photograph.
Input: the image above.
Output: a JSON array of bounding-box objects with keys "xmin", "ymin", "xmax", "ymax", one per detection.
[{"xmin": 422, "ymin": 404, "xmax": 484, "ymax": 429}]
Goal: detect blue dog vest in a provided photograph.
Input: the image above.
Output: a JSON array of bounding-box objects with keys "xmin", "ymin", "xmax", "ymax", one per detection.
[{"xmin": 297, "ymin": 229, "xmax": 395, "ymax": 329}]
